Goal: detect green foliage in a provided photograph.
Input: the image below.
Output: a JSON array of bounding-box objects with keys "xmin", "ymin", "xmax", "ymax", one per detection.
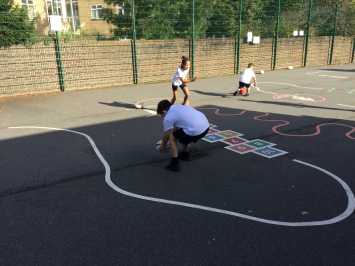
[
  {"xmin": 0, "ymin": 0, "xmax": 37, "ymax": 48},
  {"xmin": 103, "ymin": 0, "xmax": 355, "ymax": 40}
]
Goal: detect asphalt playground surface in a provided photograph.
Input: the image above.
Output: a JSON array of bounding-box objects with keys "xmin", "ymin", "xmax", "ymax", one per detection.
[{"xmin": 0, "ymin": 64, "xmax": 355, "ymax": 266}]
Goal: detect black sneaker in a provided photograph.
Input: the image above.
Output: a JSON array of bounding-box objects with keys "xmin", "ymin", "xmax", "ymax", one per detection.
[
  {"xmin": 233, "ymin": 91, "xmax": 239, "ymax": 96},
  {"xmin": 178, "ymin": 151, "xmax": 191, "ymax": 161},
  {"xmin": 165, "ymin": 158, "xmax": 180, "ymax": 172}
]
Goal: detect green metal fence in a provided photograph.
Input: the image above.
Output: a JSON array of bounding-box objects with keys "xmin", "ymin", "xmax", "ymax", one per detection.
[{"xmin": 0, "ymin": 0, "xmax": 354, "ymax": 95}]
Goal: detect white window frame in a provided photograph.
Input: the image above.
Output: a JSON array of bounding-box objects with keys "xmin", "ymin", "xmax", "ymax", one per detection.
[
  {"xmin": 21, "ymin": 0, "xmax": 36, "ymax": 19},
  {"xmin": 46, "ymin": 0, "xmax": 62, "ymax": 16},
  {"xmin": 91, "ymin": 5, "xmax": 103, "ymax": 20}
]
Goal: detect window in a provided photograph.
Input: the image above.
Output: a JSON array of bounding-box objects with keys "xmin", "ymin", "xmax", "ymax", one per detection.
[
  {"xmin": 91, "ymin": 5, "xmax": 103, "ymax": 20},
  {"xmin": 46, "ymin": 0, "xmax": 62, "ymax": 16},
  {"xmin": 21, "ymin": 0, "xmax": 35, "ymax": 19}
]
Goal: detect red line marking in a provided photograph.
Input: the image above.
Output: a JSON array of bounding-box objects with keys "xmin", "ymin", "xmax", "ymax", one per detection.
[{"xmin": 199, "ymin": 108, "xmax": 355, "ymax": 140}]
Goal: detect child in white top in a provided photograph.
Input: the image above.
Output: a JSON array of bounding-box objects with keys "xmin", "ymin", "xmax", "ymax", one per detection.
[
  {"xmin": 156, "ymin": 100, "xmax": 209, "ymax": 172},
  {"xmin": 233, "ymin": 63, "xmax": 257, "ymax": 96},
  {"xmin": 171, "ymin": 56, "xmax": 196, "ymax": 105}
]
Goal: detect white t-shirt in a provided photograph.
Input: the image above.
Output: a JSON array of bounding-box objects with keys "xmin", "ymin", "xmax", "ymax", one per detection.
[
  {"xmin": 171, "ymin": 67, "xmax": 189, "ymax": 86},
  {"xmin": 240, "ymin": 68, "xmax": 256, "ymax": 84},
  {"xmin": 163, "ymin": 105, "xmax": 209, "ymax": 136}
]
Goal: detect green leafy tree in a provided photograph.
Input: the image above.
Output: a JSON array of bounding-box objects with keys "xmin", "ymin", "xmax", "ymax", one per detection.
[
  {"xmin": 0, "ymin": 0, "xmax": 37, "ymax": 47},
  {"xmin": 103, "ymin": 0, "xmax": 354, "ymax": 39},
  {"xmin": 205, "ymin": 0, "xmax": 238, "ymax": 37}
]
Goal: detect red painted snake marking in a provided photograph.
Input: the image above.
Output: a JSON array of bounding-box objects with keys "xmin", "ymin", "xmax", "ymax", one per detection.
[
  {"xmin": 254, "ymin": 113, "xmax": 355, "ymax": 140},
  {"xmin": 198, "ymin": 108, "xmax": 355, "ymax": 140}
]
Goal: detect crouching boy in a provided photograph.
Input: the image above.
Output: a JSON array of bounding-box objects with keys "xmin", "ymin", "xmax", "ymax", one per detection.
[{"xmin": 156, "ymin": 100, "xmax": 209, "ymax": 172}]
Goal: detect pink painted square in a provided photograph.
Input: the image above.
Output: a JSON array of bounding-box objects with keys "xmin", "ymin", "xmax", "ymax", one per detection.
[
  {"xmin": 208, "ymin": 127, "xmax": 220, "ymax": 134},
  {"xmin": 225, "ymin": 143, "xmax": 256, "ymax": 154},
  {"xmin": 221, "ymin": 136, "xmax": 247, "ymax": 145}
]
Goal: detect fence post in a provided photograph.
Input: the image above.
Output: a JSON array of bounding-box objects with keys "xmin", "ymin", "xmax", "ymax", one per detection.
[
  {"xmin": 131, "ymin": 0, "xmax": 138, "ymax": 84},
  {"xmin": 272, "ymin": 0, "xmax": 281, "ymax": 70},
  {"xmin": 352, "ymin": 38, "xmax": 355, "ymax": 63},
  {"xmin": 54, "ymin": 31, "xmax": 65, "ymax": 92},
  {"xmin": 328, "ymin": 1, "xmax": 338, "ymax": 65},
  {"xmin": 191, "ymin": 0, "xmax": 196, "ymax": 79},
  {"xmin": 234, "ymin": 0, "xmax": 243, "ymax": 75},
  {"xmin": 303, "ymin": 0, "xmax": 312, "ymax": 67}
]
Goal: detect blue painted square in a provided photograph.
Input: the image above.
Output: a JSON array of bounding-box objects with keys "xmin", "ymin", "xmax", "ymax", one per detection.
[
  {"xmin": 253, "ymin": 146, "xmax": 288, "ymax": 158},
  {"xmin": 202, "ymin": 134, "xmax": 225, "ymax": 143}
]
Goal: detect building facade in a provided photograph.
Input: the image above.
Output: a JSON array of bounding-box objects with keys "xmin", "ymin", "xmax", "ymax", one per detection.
[{"xmin": 14, "ymin": 0, "xmax": 117, "ymax": 35}]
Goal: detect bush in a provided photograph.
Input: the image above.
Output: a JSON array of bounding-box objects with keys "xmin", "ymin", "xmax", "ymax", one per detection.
[{"xmin": 0, "ymin": 0, "xmax": 37, "ymax": 48}]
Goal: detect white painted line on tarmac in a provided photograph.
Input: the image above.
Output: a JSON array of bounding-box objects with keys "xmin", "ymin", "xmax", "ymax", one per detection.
[
  {"xmin": 318, "ymin": 74, "xmax": 348, "ymax": 79},
  {"xmin": 347, "ymin": 89, "xmax": 355, "ymax": 94},
  {"xmin": 337, "ymin": 104, "xmax": 355, "ymax": 109},
  {"xmin": 8, "ymin": 126, "xmax": 355, "ymax": 227},
  {"xmin": 259, "ymin": 82, "xmax": 324, "ymax": 91},
  {"xmin": 307, "ymin": 71, "xmax": 349, "ymax": 80}
]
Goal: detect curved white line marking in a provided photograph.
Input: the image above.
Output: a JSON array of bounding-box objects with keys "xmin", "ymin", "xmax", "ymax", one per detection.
[{"xmin": 9, "ymin": 126, "xmax": 355, "ymax": 227}]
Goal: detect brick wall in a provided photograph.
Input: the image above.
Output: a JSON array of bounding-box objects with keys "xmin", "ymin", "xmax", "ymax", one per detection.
[
  {"xmin": 275, "ymin": 38, "xmax": 304, "ymax": 69},
  {"xmin": 136, "ymin": 39, "xmax": 189, "ymax": 84},
  {"xmin": 240, "ymin": 39, "xmax": 273, "ymax": 72},
  {"xmin": 332, "ymin": 37, "xmax": 353, "ymax": 65},
  {"xmin": 195, "ymin": 39, "xmax": 235, "ymax": 78},
  {"xmin": 0, "ymin": 42, "xmax": 59, "ymax": 96},
  {"xmin": 307, "ymin": 36, "xmax": 331, "ymax": 66},
  {"xmin": 0, "ymin": 36, "xmax": 353, "ymax": 96},
  {"xmin": 60, "ymin": 38, "xmax": 133, "ymax": 91}
]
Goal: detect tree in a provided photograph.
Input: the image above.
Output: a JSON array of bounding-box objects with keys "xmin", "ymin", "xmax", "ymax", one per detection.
[
  {"xmin": 205, "ymin": 0, "xmax": 238, "ymax": 38},
  {"xmin": 102, "ymin": 0, "xmax": 355, "ymax": 40},
  {"xmin": 0, "ymin": 0, "xmax": 37, "ymax": 48}
]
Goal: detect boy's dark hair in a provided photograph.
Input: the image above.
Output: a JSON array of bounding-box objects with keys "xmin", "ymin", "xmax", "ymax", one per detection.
[
  {"xmin": 157, "ymin": 100, "xmax": 172, "ymax": 115},
  {"xmin": 248, "ymin": 63, "xmax": 254, "ymax": 68},
  {"xmin": 181, "ymin": 55, "xmax": 189, "ymax": 65}
]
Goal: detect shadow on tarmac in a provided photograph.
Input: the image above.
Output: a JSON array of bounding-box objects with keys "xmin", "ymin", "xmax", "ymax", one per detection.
[
  {"xmin": 320, "ymin": 68, "xmax": 355, "ymax": 73},
  {"xmin": 99, "ymin": 101, "xmax": 137, "ymax": 110},
  {"xmin": 1, "ymin": 104, "xmax": 355, "ymax": 265},
  {"xmin": 191, "ymin": 89, "xmax": 234, "ymax": 98}
]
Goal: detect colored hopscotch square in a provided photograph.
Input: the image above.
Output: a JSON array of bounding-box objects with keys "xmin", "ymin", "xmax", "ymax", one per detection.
[
  {"xmin": 225, "ymin": 143, "xmax": 256, "ymax": 154},
  {"xmin": 252, "ymin": 146, "xmax": 288, "ymax": 159},
  {"xmin": 245, "ymin": 139, "xmax": 276, "ymax": 149},
  {"xmin": 202, "ymin": 134, "xmax": 225, "ymax": 143},
  {"xmin": 207, "ymin": 127, "xmax": 220, "ymax": 135},
  {"xmin": 216, "ymin": 130, "xmax": 243, "ymax": 139},
  {"xmin": 221, "ymin": 136, "xmax": 247, "ymax": 145}
]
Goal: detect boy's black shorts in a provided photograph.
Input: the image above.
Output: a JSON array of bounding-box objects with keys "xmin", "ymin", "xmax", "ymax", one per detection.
[
  {"xmin": 173, "ymin": 127, "xmax": 209, "ymax": 145},
  {"xmin": 239, "ymin": 81, "xmax": 251, "ymax": 88},
  {"xmin": 172, "ymin": 83, "xmax": 186, "ymax": 91}
]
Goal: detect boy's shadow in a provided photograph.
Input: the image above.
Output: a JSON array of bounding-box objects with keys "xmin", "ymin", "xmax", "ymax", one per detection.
[
  {"xmin": 191, "ymin": 89, "xmax": 234, "ymax": 98},
  {"xmin": 99, "ymin": 101, "xmax": 136, "ymax": 109}
]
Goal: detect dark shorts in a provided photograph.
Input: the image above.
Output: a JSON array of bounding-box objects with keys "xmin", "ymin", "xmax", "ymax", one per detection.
[
  {"xmin": 173, "ymin": 127, "xmax": 209, "ymax": 145},
  {"xmin": 239, "ymin": 81, "xmax": 251, "ymax": 88},
  {"xmin": 172, "ymin": 83, "xmax": 186, "ymax": 91}
]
